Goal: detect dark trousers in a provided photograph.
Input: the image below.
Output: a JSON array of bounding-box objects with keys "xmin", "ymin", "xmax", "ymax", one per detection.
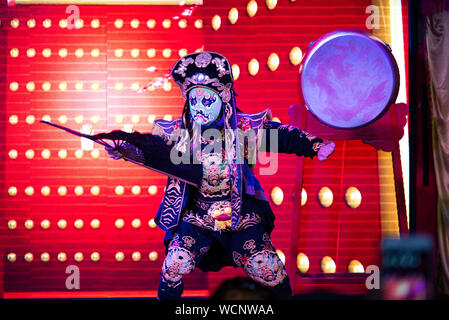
[{"xmin": 158, "ymin": 222, "xmax": 292, "ymax": 299}]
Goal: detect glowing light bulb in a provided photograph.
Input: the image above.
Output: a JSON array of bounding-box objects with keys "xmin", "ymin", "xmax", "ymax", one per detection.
[
  {"xmin": 41, "ymin": 252, "xmax": 50, "ymax": 262},
  {"xmin": 58, "ymin": 186, "xmax": 68, "ymax": 196},
  {"xmin": 8, "ymin": 220, "xmax": 17, "ymax": 230},
  {"xmin": 24, "ymin": 252, "xmax": 34, "ymax": 262},
  {"xmin": 74, "ymin": 252, "xmax": 83, "ymax": 262},
  {"xmin": 41, "ymin": 186, "xmax": 51, "ymax": 196},
  {"xmin": 115, "ymin": 218, "xmax": 125, "ymax": 229},
  {"xmin": 25, "ymin": 186, "xmax": 35, "ymax": 196},
  {"xmin": 131, "ymin": 218, "xmax": 141, "ymax": 229},
  {"xmin": 7, "ymin": 253, "xmax": 17, "ymax": 263},
  {"xmin": 132, "ymin": 252, "xmax": 141, "ymax": 261},
  {"xmin": 57, "ymin": 219, "xmax": 67, "ymax": 229},
  {"xmin": 149, "ymin": 251, "xmax": 158, "ymax": 261},
  {"xmin": 25, "ymin": 149, "xmax": 35, "ymax": 159},
  {"xmin": 271, "ymin": 186, "xmax": 284, "ymax": 205},
  {"xmin": 74, "ymin": 219, "xmax": 84, "ymax": 229},
  {"xmin": 8, "ymin": 186, "xmax": 18, "ymax": 197},
  {"xmin": 289, "ymin": 47, "xmax": 303, "ymax": 65},
  {"xmin": 115, "ymin": 186, "xmax": 124, "ymax": 196},
  {"xmin": 147, "ymin": 48, "xmax": 156, "ymax": 58},
  {"xmin": 91, "ymin": 252, "xmax": 100, "ymax": 262},
  {"xmin": 41, "ymin": 149, "xmax": 51, "ymax": 159},
  {"xmin": 8, "ymin": 149, "xmax": 18, "ymax": 159},
  {"xmin": 9, "ymin": 115, "xmax": 18, "ymax": 125},
  {"xmin": 146, "ymin": 19, "xmax": 156, "ymax": 29},
  {"xmin": 130, "ymin": 19, "xmax": 140, "ymax": 28},
  {"xmin": 26, "ymin": 115, "xmax": 35, "ymax": 124},
  {"xmin": 115, "ymin": 252, "xmax": 125, "ymax": 261},
  {"xmin": 232, "ymin": 64, "xmax": 240, "ymax": 80},
  {"xmin": 194, "ymin": 19, "xmax": 203, "ymax": 29},
  {"xmin": 57, "ymin": 252, "xmax": 67, "ymax": 262},
  {"xmin": 162, "ymin": 19, "xmax": 171, "ymax": 29},
  {"xmin": 90, "ymin": 186, "xmax": 100, "ymax": 196},
  {"xmin": 90, "ymin": 219, "xmax": 100, "ymax": 229},
  {"xmin": 24, "ymin": 219, "xmax": 34, "ymax": 229},
  {"xmin": 131, "ymin": 186, "xmax": 141, "ymax": 195},
  {"xmin": 148, "ymin": 218, "xmax": 157, "ymax": 229},
  {"xmin": 74, "ymin": 186, "xmax": 84, "ymax": 196}
]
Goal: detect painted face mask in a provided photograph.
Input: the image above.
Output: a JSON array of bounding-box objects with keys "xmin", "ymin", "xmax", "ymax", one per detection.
[{"xmin": 188, "ymin": 87, "xmax": 222, "ymax": 126}]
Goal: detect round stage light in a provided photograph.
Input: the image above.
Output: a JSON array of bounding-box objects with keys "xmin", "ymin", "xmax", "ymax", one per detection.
[
  {"xmin": 75, "ymin": 48, "xmax": 84, "ymax": 58},
  {"xmin": 25, "ymin": 186, "xmax": 34, "ymax": 196},
  {"xmin": 348, "ymin": 259, "xmax": 365, "ymax": 273},
  {"xmin": 115, "ymin": 186, "xmax": 125, "ymax": 196},
  {"xmin": 24, "ymin": 219, "xmax": 34, "ymax": 229},
  {"xmin": 114, "ymin": 82, "xmax": 124, "ymax": 91},
  {"xmin": 178, "ymin": 48, "xmax": 188, "ymax": 57},
  {"xmin": 58, "ymin": 149, "xmax": 67, "ymax": 159},
  {"xmin": 147, "ymin": 114, "xmax": 156, "ymax": 124},
  {"xmin": 42, "ymin": 19, "xmax": 52, "ymax": 28},
  {"xmin": 130, "ymin": 19, "xmax": 140, "ymax": 29},
  {"xmin": 57, "ymin": 252, "xmax": 67, "ymax": 262},
  {"xmin": 42, "ymin": 82, "xmax": 51, "ymax": 91},
  {"xmin": 8, "ymin": 149, "xmax": 18, "ymax": 159},
  {"xmin": 8, "ymin": 186, "xmax": 18, "ymax": 197},
  {"xmin": 26, "ymin": 115, "xmax": 35, "ymax": 124},
  {"xmin": 132, "ymin": 218, "xmax": 141, "ymax": 229},
  {"xmin": 24, "ymin": 253, "xmax": 33, "ymax": 262},
  {"xmin": 178, "ymin": 19, "xmax": 187, "ymax": 29},
  {"xmin": 148, "ymin": 185, "xmax": 158, "ymax": 195},
  {"xmin": 164, "ymin": 114, "xmax": 172, "ymax": 121},
  {"xmin": 41, "ymin": 219, "xmax": 50, "ymax": 229},
  {"xmin": 58, "ymin": 186, "xmax": 68, "ymax": 196},
  {"xmin": 289, "ymin": 46, "xmax": 303, "ymax": 65},
  {"xmin": 91, "ymin": 19, "xmax": 100, "ymax": 29},
  {"xmin": 194, "ymin": 19, "xmax": 203, "ymax": 29},
  {"xmin": 74, "ymin": 219, "xmax": 84, "ymax": 229},
  {"xmin": 75, "ymin": 115, "xmax": 84, "ymax": 124},
  {"xmin": 114, "ymin": 48, "xmax": 124, "ymax": 58},
  {"xmin": 115, "ymin": 252, "xmax": 125, "ymax": 262},
  {"xmin": 10, "ymin": 18, "xmax": 19, "ymax": 28},
  {"xmin": 297, "ymin": 253, "xmax": 310, "ymax": 273},
  {"xmin": 90, "ymin": 82, "xmax": 100, "ymax": 92},
  {"xmin": 9, "ymin": 82, "xmax": 19, "ymax": 91},
  {"xmin": 345, "ymin": 187, "xmax": 362, "ymax": 209},
  {"xmin": 228, "ymin": 8, "xmax": 239, "ymax": 24},
  {"xmin": 114, "ymin": 19, "xmax": 123, "ymax": 29},
  {"xmin": 162, "ymin": 19, "xmax": 171, "ymax": 29},
  {"xmin": 270, "ymin": 186, "xmax": 284, "ymax": 206},
  {"xmin": 115, "ymin": 219, "xmax": 125, "ymax": 229},
  {"xmin": 147, "ymin": 48, "xmax": 156, "ymax": 58},
  {"xmin": 211, "ymin": 15, "xmax": 221, "ymax": 31},
  {"xmin": 267, "ymin": 53, "xmax": 280, "ymax": 71},
  {"xmin": 58, "ymin": 115, "xmax": 68, "ymax": 124},
  {"xmin": 55, "ymin": 18, "xmax": 66, "ymax": 28},
  {"xmin": 231, "ymin": 64, "xmax": 240, "ymax": 81},
  {"xmin": 90, "ymin": 149, "xmax": 100, "ymax": 159},
  {"xmin": 115, "ymin": 115, "xmax": 124, "ymax": 124},
  {"xmin": 91, "ymin": 252, "xmax": 100, "ymax": 262},
  {"xmin": 301, "ymin": 188, "xmax": 308, "ymax": 206},
  {"xmin": 74, "ymin": 149, "xmax": 84, "ymax": 159},
  {"xmin": 132, "ymin": 252, "xmax": 141, "ymax": 261},
  {"xmin": 276, "ymin": 249, "xmax": 285, "ymax": 264},
  {"xmin": 75, "ymin": 19, "xmax": 83, "ymax": 29},
  {"xmin": 131, "ymin": 82, "xmax": 140, "ymax": 91},
  {"xmin": 41, "ymin": 149, "xmax": 51, "ymax": 159},
  {"xmin": 9, "ymin": 115, "xmax": 18, "ymax": 125},
  {"xmin": 57, "ymin": 219, "xmax": 67, "ymax": 229},
  {"xmin": 41, "ymin": 186, "xmax": 51, "ymax": 196},
  {"xmin": 163, "ymin": 81, "xmax": 172, "ymax": 92},
  {"xmin": 131, "ymin": 115, "xmax": 140, "ymax": 124},
  {"xmin": 26, "ymin": 81, "xmax": 35, "ymax": 92},
  {"xmin": 149, "ymin": 251, "xmax": 158, "ymax": 261},
  {"xmin": 90, "ymin": 115, "xmax": 100, "ymax": 124},
  {"xmin": 318, "ymin": 186, "xmax": 333, "ymax": 208},
  {"xmin": 146, "ymin": 19, "xmax": 156, "ymax": 29},
  {"xmin": 131, "ymin": 48, "xmax": 140, "ymax": 58},
  {"xmin": 27, "ymin": 48, "xmax": 36, "ymax": 57},
  {"xmin": 148, "ymin": 219, "xmax": 157, "ymax": 229},
  {"xmin": 59, "ymin": 48, "xmax": 68, "ymax": 58},
  {"xmin": 8, "ymin": 220, "xmax": 17, "ymax": 230},
  {"xmin": 248, "ymin": 58, "xmax": 259, "ymax": 76},
  {"xmin": 247, "ymin": 0, "xmax": 258, "ymax": 17},
  {"xmin": 74, "ymin": 252, "xmax": 83, "ymax": 262},
  {"xmin": 27, "ymin": 18, "xmax": 36, "ymax": 28},
  {"xmin": 25, "ymin": 149, "xmax": 35, "ymax": 159},
  {"xmin": 321, "ymin": 256, "xmax": 336, "ymax": 273},
  {"xmin": 75, "ymin": 186, "xmax": 84, "ymax": 196},
  {"xmin": 90, "ymin": 186, "xmax": 100, "ymax": 196},
  {"xmin": 162, "ymin": 48, "xmax": 171, "ymax": 58},
  {"xmin": 131, "ymin": 186, "xmax": 141, "ymax": 195},
  {"xmin": 58, "ymin": 82, "xmax": 67, "ymax": 91},
  {"xmin": 41, "ymin": 252, "xmax": 50, "ymax": 262},
  {"xmin": 10, "ymin": 48, "xmax": 19, "ymax": 58},
  {"xmin": 42, "ymin": 48, "xmax": 51, "ymax": 58},
  {"xmin": 90, "ymin": 219, "xmax": 100, "ymax": 229},
  {"xmin": 91, "ymin": 49, "xmax": 100, "ymax": 58},
  {"xmin": 7, "ymin": 253, "xmax": 17, "ymax": 263},
  {"xmin": 266, "ymin": 0, "xmax": 277, "ymax": 10}
]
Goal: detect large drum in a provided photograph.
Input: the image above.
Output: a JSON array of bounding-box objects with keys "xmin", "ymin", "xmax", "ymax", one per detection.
[{"xmin": 300, "ymin": 29, "xmax": 399, "ymax": 129}]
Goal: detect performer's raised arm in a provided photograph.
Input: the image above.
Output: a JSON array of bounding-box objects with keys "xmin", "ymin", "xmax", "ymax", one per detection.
[
  {"xmin": 261, "ymin": 120, "xmax": 336, "ymax": 160},
  {"xmin": 93, "ymin": 130, "xmax": 203, "ymax": 186}
]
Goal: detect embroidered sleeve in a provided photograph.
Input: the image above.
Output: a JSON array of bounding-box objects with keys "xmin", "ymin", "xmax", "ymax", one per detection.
[
  {"xmin": 261, "ymin": 120, "xmax": 324, "ymax": 158},
  {"xmin": 92, "ymin": 130, "xmax": 203, "ymax": 186}
]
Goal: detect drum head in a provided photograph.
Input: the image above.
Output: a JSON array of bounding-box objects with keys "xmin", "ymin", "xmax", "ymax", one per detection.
[{"xmin": 300, "ymin": 29, "xmax": 399, "ymax": 129}]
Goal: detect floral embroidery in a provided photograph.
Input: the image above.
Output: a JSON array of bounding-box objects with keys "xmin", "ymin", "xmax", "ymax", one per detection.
[
  {"xmin": 173, "ymin": 57, "xmax": 194, "ymax": 77},
  {"xmin": 232, "ymin": 251, "xmax": 243, "ymax": 267},
  {"xmin": 243, "ymin": 250, "xmax": 287, "ymax": 287},
  {"xmin": 313, "ymin": 142, "xmax": 324, "ymax": 152},
  {"xmin": 212, "ymin": 57, "xmax": 230, "ymax": 78},
  {"xmin": 195, "ymin": 52, "xmax": 212, "ymax": 68},
  {"xmin": 182, "ymin": 236, "xmax": 196, "ymax": 248},
  {"xmin": 162, "ymin": 246, "xmax": 195, "ymax": 283},
  {"xmin": 243, "ymin": 239, "xmax": 257, "ymax": 254},
  {"xmin": 198, "ymin": 152, "xmax": 231, "ymax": 198}
]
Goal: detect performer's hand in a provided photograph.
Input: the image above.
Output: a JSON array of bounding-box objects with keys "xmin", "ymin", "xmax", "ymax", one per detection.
[
  {"xmin": 105, "ymin": 146, "xmax": 124, "ymax": 160},
  {"xmin": 317, "ymin": 141, "xmax": 335, "ymax": 161}
]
